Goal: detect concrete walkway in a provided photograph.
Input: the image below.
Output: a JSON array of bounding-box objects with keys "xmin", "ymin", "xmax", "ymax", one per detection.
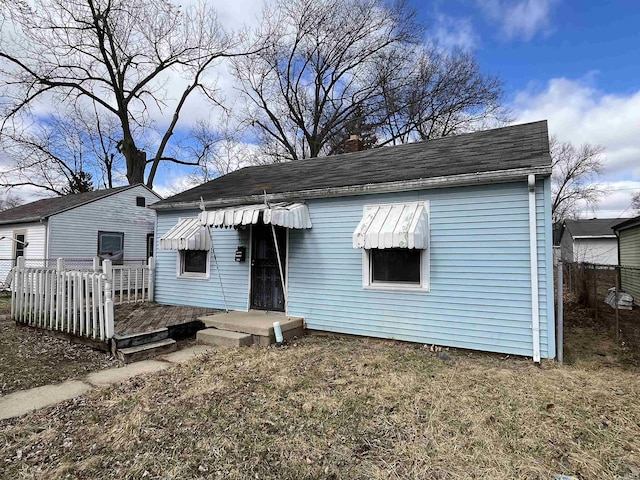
[{"xmin": 0, "ymin": 345, "xmax": 214, "ymax": 421}]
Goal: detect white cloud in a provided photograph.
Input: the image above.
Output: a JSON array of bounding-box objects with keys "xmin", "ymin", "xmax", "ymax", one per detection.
[
  {"xmin": 478, "ymin": 0, "xmax": 558, "ymax": 41},
  {"xmin": 512, "ymin": 76, "xmax": 640, "ymax": 218},
  {"xmin": 153, "ymin": 174, "xmax": 200, "ymax": 199},
  {"xmin": 593, "ymin": 180, "xmax": 640, "ymax": 219},
  {"xmin": 432, "ymin": 14, "xmax": 477, "ymax": 51}
]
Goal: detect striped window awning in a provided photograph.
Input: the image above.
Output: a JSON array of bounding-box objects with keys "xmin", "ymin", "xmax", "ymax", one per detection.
[
  {"xmin": 353, "ymin": 202, "xmax": 428, "ymax": 249},
  {"xmin": 160, "ymin": 218, "xmax": 212, "ymax": 251},
  {"xmin": 199, "ymin": 202, "xmax": 312, "ymax": 229}
]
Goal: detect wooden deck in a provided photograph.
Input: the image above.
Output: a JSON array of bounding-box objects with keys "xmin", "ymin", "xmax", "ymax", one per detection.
[{"xmin": 115, "ymin": 303, "xmax": 218, "ymax": 335}]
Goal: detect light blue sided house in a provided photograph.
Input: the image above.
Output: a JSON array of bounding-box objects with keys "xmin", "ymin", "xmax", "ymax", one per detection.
[{"xmin": 151, "ymin": 121, "xmax": 555, "ymax": 361}]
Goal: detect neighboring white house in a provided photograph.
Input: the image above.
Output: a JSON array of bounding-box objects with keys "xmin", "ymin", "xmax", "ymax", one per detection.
[
  {"xmin": 0, "ymin": 185, "xmax": 161, "ymax": 278},
  {"xmin": 559, "ymin": 218, "xmax": 629, "ymax": 265}
]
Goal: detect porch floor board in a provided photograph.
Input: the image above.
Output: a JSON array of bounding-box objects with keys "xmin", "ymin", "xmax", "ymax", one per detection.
[{"xmin": 115, "ymin": 303, "xmax": 218, "ymax": 336}]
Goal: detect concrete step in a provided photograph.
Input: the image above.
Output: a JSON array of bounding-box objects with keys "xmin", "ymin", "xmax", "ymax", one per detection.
[
  {"xmin": 198, "ymin": 311, "xmax": 304, "ymax": 337},
  {"xmin": 113, "ymin": 327, "xmax": 169, "ymax": 350},
  {"xmin": 116, "ymin": 338, "xmax": 177, "ymax": 364},
  {"xmin": 196, "ymin": 328, "xmax": 253, "ymax": 347}
]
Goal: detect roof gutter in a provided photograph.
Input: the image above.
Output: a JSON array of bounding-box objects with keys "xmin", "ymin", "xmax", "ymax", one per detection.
[
  {"xmin": 613, "ymin": 217, "xmax": 640, "ymax": 232},
  {"xmin": 573, "ymin": 235, "xmax": 617, "ymax": 239},
  {"xmin": 151, "ymin": 165, "xmax": 552, "ymax": 211},
  {"xmin": 0, "ymin": 216, "xmax": 44, "ymax": 226}
]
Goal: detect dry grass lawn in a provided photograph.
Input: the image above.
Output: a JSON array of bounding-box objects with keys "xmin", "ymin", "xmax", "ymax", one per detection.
[
  {"xmin": 1, "ymin": 333, "xmax": 639, "ymax": 480},
  {"xmin": 0, "ymin": 316, "xmax": 116, "ymax": 395}
]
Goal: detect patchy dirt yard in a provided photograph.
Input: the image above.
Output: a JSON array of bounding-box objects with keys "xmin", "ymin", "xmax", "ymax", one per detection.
[
  {"xmin": 0, "ymin": 292, "xmax": 11, "ymax": 316},
  {"xmin": 563, "ymin": 299, "xmax": 640, "ymax": 370},
  {"xmin": 0, "ymin": 316, "xmax": 116, "ymax": 395},
  {"xmin": 1, "ymin": 333, "xmax": 639, "ymax": 480}
]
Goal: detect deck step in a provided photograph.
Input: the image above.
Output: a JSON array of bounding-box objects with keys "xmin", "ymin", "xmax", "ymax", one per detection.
[
  {"xmin": 113, "ymin": 327, "xmax": 169, "ymax": 350},
  {"xmin": 196, "ymin": 328, "xmax": 252, "ymax": 347},
  {"xmin": 116, "ymin": 338, "xmax": 177, "ymax": 364}
]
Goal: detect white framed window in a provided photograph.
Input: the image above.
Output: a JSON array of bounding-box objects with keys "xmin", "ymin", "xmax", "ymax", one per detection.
[
  {"xmin": 177, "ymin": 249, "xmax": 210, "ymax": 279},
  {"xmin": 362, "ymin": 247, "xmax": 429, "ymax": 291},
  {"xmin": 98, "ymin": 231, "xmax": 124, "ymax": 265},
  {"xmin": 355, "ymin": 201, "xmax": 430, "ymax": 292}
]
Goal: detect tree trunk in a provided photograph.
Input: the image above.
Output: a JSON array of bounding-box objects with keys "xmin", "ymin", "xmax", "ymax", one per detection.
[
  {"xmin": 127, "ymin": 150, "xmax": 146, "ymax": 185},
  {"xmin": 120, "ymin": 135, "xmax": 146, "ymax": 185}
]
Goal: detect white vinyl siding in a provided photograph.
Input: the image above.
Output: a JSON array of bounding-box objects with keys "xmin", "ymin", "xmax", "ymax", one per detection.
[
  {"xmin": 0, "ymin": 222, "xmax": 47, "ymax": 260},
  {"xmin": 572, "ymin": 238, "xmax": 618, "ymax": 265},
  {"xmin": 48, "ymin": 185, "xmax": 159, "ymax": 261}
]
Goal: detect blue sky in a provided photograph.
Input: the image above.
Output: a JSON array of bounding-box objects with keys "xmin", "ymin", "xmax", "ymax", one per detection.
[
  {"xmin": 426, "ymin": 0, "xmax": 640, "ymax": 96},
  {"xmin": 152, "ymin": 0, "xmax": 639, "ymax": 218},
  {"xmin": 391, "ymin": 0, "xmax": 640, "ymax": 218},
  {"xmin": 5, "ymin": 0, "xmax": 635, "ymax": 218}
]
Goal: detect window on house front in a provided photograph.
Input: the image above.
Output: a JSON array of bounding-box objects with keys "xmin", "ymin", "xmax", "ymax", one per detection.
[
  {"xmin": 136, "ymin": 196, "xmax": 146, "ymax": 207},
  {"xmin": 179, "ymin": 250, "xmax": 209, "ymax": 278},
  {"xmin": 98, "ymin": 231, "xmax": 124, "ymax": 264},
  {"xmin": 370, "ymin": 248, "xmax": 421, "ymax": 284},
  {"xmin": 353, "ymin": 201, "xmax": 430, "ymax": 291}
]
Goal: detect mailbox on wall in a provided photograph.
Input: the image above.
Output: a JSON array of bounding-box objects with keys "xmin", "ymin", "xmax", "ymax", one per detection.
[{"xmin": 235, "ymin": 246, "xmax": 246, "ymax": 262}]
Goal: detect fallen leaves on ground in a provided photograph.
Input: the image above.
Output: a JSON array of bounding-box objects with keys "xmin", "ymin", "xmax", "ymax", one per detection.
[
  {"xmin": 0, "ymin": 317, "xmax": 116, "ymax": 395},
  {"xmin": 1, "ymin": 334, "xmax": 639, "ymax": 480}
]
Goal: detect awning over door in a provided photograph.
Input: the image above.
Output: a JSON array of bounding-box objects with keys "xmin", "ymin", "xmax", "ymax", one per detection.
[
  {"xmin": 160, "ymin": 217, "xmax": 212, "ymax": 250},
  {"xmin": 353, "ymin": 202, "xmax": 428, "ymax": 249},
  {"xmin": 199, "ymin": 202, "xmax": 312, "ymax": 229}
]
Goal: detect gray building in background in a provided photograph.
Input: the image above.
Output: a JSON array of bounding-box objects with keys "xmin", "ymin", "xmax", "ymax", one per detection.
[
  {"xmin": 614, "ymin": 216, "xmax": 640, "ymax": 304},
  {"xmin": 559, "ymin": 218, "xmax": 628, "ymax": 265}
]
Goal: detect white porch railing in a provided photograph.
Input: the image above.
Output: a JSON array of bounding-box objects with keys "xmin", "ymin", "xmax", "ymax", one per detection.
[
  {"xmin": 10, "ymin": 257, "xmax": 155, "ymax": 342},
  {"xmin": 112, "ymin": 259, "xmax": 154, "ymax": 305}
]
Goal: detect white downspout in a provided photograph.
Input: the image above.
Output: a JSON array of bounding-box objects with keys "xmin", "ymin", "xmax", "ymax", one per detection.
[{"xmin": 528, "ymin": 174, "xmax": 541, "ymax": 363}]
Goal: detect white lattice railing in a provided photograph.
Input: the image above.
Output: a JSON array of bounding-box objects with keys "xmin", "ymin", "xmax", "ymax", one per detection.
[{"xmin": 10, "ymin": 257, "xmax": 155, "ymax": 342}]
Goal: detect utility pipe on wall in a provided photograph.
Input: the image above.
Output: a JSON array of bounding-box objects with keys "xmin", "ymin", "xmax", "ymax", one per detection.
[{"xmin": 528, "ymin": 174, "xmax": 541, "ymax": 363}]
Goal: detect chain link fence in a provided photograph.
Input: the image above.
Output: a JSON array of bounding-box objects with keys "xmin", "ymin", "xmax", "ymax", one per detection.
[{"xmin": 560, "ymin": 261, "xmax": 640, "ymax": 358}]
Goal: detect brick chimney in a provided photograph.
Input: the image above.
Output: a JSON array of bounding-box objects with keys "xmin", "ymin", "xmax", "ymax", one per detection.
[{"xmin": 344, "ymin": 134, "xmax": 364, "ymax": 153}]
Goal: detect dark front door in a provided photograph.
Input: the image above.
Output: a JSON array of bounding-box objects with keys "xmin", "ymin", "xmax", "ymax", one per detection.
[{"xmin": 251, "ymin": 223, "xmax": 286, "ymax": 311}]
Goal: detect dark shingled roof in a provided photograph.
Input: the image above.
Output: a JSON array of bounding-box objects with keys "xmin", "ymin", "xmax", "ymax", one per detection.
[
  {"xmin": 612, "ymin": 215, "xmax": 640, "ymax": 232},
  {"xmin": 563, "ymin": 218, "xmax": 629, "ymax": 238},
  {"xmin": 0, "ymin": 185, "xmax": 155, "ymax": 225},
  {"xmin": 156, "ymin": 120, "xmax": 551, "ymax": 207}
]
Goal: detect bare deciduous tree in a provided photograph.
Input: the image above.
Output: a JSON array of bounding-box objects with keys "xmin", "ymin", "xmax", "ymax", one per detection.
[
  {"xmin": 0, "ymin": 104, "xmax": 119, "ymax": 195},
  {"xmin": 231, "ymin": 0, "xmax": 507, "ymax": 161},
  {"xmin": 0, "ymin": 192, "xmax": 24, "ymax": 211},
  {"xmin": 375, "ymin": 47, "xmax": 510, "ymax": 145},
  {"xmin": 631, "ymin": 191, "xmax": 640, "ymax": 215},
  {"xmin": 231, "ymin": 0, "xmax": 420, "ymax": 161},
  {"xmin": 184, "ymin": 117, "xmax": 254, "ymax": 184},
  {"xmin": 0, "ymin": 0, "xmax": 241, "ymax": 189},
  {"xmin": 551, "ymin": 136, "xmax": 606, "ymax": 222}
]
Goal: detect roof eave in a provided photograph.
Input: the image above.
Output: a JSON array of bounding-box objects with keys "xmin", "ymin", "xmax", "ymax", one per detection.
[
  {"xmin": 151, "ymin": 165, "xmax": 552, "ymax": 211},
  {"xmin": 0, "ymin": 216, "xmax": 45, "ymax": 226},
  {"xmin": 613, "ymin": 216, "xmax": 640, "ymax": 232}
]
